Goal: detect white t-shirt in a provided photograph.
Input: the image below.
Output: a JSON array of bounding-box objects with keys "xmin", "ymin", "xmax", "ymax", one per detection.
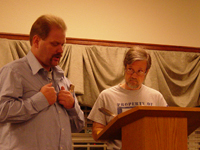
[{"xmin": 88, "ymin": 84, "xmax": 168, "ymax": 150}]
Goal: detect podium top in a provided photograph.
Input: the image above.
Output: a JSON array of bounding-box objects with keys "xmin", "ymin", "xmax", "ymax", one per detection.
[{"xmin": 97, "ymin": 106, "xmax": 200, "ymax": 140}]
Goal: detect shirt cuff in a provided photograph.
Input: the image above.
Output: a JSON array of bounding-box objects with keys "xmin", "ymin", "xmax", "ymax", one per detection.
[
  {"xmin": 31, "ymin": 92, "xmax": 49, "ymax": 112},
  {"xmin": 66, "ymin": 101, "xmax": 80, "ymax": 116}
]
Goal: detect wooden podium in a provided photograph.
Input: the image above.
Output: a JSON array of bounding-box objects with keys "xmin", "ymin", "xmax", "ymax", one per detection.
[{"xmin": 96, "ymin": 106, "xmax": 200, "ymax": 150}]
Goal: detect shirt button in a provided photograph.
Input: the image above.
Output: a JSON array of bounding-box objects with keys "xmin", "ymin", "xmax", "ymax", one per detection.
[
  {"xmin": 58, "ymin": 111, "xmax": 61, "ymax": 113},
  {"xmin": 60, "ymin": 147, "xmax": 63, "ymax": 149},
  {"xmin": 62, "ymin": 128, "xmax": 64, "ymax": 131}
]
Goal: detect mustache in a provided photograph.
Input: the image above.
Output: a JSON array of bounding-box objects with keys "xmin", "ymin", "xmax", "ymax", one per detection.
[
  {"xmin": 129, "ymin": 78, "xmax": 138, "ymax": 82},
  {"xmin": 53, "ymin": 53, "xmax": 62, "ymax": 58}
]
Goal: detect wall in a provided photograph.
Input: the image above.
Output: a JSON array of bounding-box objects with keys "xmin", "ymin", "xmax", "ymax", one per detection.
[{"xmin": 0, "ymin": 0, "xmax": 200, "ymax": 48}]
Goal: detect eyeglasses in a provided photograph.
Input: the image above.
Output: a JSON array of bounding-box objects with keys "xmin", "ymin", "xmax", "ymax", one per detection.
[{"xmin": 126, "ymin": 68, "xmax": 146, "ymax": 76}]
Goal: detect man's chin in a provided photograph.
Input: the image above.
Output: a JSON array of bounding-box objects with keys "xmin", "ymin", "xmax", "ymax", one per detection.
[
  {"xmin": 127, "ymin": 83, "xmax": 139, "ymax": 90},
  {"xmin": 51, "ymin": 61, "xmax": 59, "ymax": 67}
]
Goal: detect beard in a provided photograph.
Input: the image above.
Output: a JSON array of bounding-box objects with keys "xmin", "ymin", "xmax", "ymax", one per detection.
[
  {"xmin": 50, "ymin": 53, "xmax": 62, "ymax": 66},
  {"xmin": 52, "ymin": 53, "xmax": 62, "ymax": 60},
  {"xmin": 126, "ymin": 78, "xmax": 139, "ymax": 89}
]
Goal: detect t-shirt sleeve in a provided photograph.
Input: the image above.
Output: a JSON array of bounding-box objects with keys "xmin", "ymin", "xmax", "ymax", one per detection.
[{"xmin": 87, "ymin": 95, "xmax": 107, "ymax": 126}]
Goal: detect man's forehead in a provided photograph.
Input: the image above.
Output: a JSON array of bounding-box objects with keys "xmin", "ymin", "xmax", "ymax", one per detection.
[{"xmin": 127, "ymin": 60, "xmax": 147, "ymax": 68}]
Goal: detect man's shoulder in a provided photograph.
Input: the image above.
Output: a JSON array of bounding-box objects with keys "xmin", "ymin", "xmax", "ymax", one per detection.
[
  {"xmin": 100, "ymin": 85, "xmax": 120, "ymax": 95},
  {"xmin": 142, "ymin": 85, "xmax": 162, "ymax": 95},
  {"xmin": 1, "ymin": 57, "xmax": 27, "ymax": 71},
  {"xmin": 102, "ymin": 85, "xmax": 119, "ymax": 91}
]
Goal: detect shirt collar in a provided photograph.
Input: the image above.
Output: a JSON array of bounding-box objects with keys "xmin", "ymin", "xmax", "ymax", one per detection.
[
  {"xmin": 27, "ymin": 51, "xmax": 64, "ymax": 80},
  {"xmin": 27, "ymin": 51, "xmax": 43, "ymax": 75}
]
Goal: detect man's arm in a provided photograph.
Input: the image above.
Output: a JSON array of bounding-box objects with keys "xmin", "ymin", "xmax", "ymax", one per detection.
[
  {"xmin": 57, "ymin": 78, "xmax": 85, "ymax": 133},
  {"xmin": 64, "ymin": 97, "xmax": 85, "ymax": 133},
  {"xmin": 92, "ymin": 121, "xmax": 105, "ymax": 141},
  {"xmin": 0, "ymin": 67, "xmax": 50, "ymax": 123}
]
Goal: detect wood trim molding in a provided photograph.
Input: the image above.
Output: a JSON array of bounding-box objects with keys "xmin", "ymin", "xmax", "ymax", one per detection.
[{"xmin": 0, "ymin": 32, "xmax": 200, "ymax": 53}]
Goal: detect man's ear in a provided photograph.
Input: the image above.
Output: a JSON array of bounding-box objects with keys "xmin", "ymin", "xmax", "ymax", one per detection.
[{"xmin": 32, "ymin": 35, "xmax": 40, "ymax": 48}]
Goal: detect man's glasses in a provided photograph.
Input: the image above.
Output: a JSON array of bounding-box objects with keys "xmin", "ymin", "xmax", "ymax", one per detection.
[{"xmin": 126, "ymin": 68, "xmax": 146, "ymax": 76}]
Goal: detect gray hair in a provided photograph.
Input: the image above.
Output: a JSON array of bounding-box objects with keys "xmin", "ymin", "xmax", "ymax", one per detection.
[{"xmin": 123, "ymin": 46, "xmax": 151, "ymax": 71}]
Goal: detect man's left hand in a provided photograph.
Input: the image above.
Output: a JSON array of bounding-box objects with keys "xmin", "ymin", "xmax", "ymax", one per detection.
[{"xmin": 58, "ymin": 86, "xmax": 75, "ymax": 109}]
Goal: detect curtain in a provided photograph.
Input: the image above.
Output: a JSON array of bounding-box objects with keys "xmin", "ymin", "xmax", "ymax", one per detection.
[
  {"xmin": 145, "ymin": 50, "xmax": 200, "ymax": 107},
  {"xmin": 0, "ymin": 38, "xmax": 199, "ymax": 107}
]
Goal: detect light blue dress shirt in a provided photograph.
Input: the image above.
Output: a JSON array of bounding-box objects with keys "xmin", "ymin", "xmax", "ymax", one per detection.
[{"xmin": 0, "ymin": 51, "xmax": 85, "ymax": 150}]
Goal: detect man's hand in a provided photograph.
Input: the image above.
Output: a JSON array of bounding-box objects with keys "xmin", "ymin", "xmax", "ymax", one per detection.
[
  {"xmin": 40, "ymin": 83, "xmax": 57, "ymax": 105},
  {"xmin": 58, "ymin": 86, "xmax": 75, "ymax": 109}
]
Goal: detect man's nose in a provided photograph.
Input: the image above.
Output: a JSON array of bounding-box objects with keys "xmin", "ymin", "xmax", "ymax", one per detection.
[
  {"xmin": 57, "ymin": 45, "xmax": 63, "ymax": 53},
  {"xmin": 131, "ymin": 72, "xmax": 138, "ymax": 77}
]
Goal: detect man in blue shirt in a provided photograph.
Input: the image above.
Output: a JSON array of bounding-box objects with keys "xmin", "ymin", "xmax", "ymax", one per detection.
[{"xmin": 0, "ymin": 14, "xmax": 85, "ymax": 150}]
